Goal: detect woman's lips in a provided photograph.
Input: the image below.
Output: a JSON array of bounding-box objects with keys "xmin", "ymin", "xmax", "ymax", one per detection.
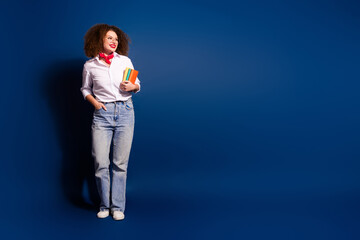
[{"xmin": 110, "ymin": 44, "xmax": 116, "ymax": 48}]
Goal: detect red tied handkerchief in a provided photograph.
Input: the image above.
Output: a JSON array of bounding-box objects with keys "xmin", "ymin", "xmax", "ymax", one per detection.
[{"xmin": 99, "ymin": 52, "xmax": 114, "ymax": 64}]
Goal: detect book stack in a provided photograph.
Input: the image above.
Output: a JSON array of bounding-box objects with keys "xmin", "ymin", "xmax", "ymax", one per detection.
[{"xmin": 122, "ymin": 67, "xmax": 139, "ymax": 84}]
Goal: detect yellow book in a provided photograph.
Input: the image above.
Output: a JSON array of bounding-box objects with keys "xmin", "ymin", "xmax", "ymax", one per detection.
[{"xmin": 122, "ymin": 67, "xmax": 130, "ymax": 82}]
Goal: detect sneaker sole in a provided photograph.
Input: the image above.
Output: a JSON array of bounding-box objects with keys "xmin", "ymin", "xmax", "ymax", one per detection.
[
  {"xmin": 97, "ymin": 213, "xmax": 110, "ymax": 218},
  {"xmin": 113, "ymin": 215, "xmax": 125, "ymax": 221}
]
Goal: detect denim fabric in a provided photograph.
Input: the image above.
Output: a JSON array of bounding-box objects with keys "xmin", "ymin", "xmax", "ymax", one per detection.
[{"xmin": 91, "ymin": 98, "xmax": 134, "ymax": 213}]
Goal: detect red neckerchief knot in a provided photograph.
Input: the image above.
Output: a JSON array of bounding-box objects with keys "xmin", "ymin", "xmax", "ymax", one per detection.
[{"xmin": 99, "ymin": 52, "xmax": 114, "ymax": 64}]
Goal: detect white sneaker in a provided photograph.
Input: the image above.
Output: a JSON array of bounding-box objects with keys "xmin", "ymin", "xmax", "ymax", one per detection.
[
  {"xmin": 97, "ymin": 210, "xmax": 109, "ymax": 218},
  {"xmin": 112, "ymin": 211, "xmax": 125, "ymax": 220}
]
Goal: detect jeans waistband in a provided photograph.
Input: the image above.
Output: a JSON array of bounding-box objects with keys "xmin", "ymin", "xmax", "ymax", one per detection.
[{"xmin": 101, "ymin": 99, "xmax": 132, "ymax": 105}]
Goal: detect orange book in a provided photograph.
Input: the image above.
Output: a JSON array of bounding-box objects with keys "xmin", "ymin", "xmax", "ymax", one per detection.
[{"xmin": 128, "ymin": 69, "xmax": 139, "ymax": 85}]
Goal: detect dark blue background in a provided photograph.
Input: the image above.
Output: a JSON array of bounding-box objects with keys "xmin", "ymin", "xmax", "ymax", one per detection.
[{"xmin": 1, "ymin": 0, "xmax": 360, "ymax": 239}]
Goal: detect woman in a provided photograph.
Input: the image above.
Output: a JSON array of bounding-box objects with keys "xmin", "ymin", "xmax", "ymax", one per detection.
[{"xmin": 81, "ymin": 24, "xmax": 140, "ymax": 220}]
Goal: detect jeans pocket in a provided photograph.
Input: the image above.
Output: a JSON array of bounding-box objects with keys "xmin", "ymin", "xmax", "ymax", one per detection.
[
  {"xmin": 94, "ymin": 107, "xmax": 104, "ymax": 115},
  {"xmin": 125, "ymin": 99, "xmax": 133, "ymax": 110}
]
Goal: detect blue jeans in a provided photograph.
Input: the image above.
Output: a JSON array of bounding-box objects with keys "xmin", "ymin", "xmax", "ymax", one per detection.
[{"xmin": 91, "ymin": 98, "xmax": 134, "ymax": 213}]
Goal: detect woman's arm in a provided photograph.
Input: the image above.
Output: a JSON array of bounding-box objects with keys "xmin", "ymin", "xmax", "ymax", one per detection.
[
  {"xmin": 120, "ymin": 81, "xmax": 139, "ymax": 92},
  {"xmin": 81, "ymin": 65, "xmax": 107, "ymax": 111}
]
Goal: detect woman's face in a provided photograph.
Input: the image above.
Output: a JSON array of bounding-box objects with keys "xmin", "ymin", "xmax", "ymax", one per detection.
[{"xmin": 102, "ymin": 30, "xmax": 118, "ymax": 54}]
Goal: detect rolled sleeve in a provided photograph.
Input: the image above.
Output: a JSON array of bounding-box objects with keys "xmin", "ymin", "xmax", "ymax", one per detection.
[
  {"xmin": 129, "ymin": 59, "xmax": 141, "ymax": 94},
  {"xmin": 80, "ymin": 66, "xmax": 93, "ymax": 99},
  {"xmin": 134, "ymin": 77, "xmax": 141, "ymax": 93}
]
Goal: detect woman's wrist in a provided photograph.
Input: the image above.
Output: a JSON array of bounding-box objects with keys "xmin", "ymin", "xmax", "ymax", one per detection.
[
  {"xmin": 86, "ymin": 94, "xmax": 100, "ymax": 108},
  {"xmin": 132, "ymin": 84, "xmax": 140, "ymax": 92}
]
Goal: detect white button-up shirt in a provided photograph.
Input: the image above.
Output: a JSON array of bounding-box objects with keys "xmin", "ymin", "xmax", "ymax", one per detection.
[{"xmin": 81, "ymin": 52, "xmax": 141, "ymax": 102}]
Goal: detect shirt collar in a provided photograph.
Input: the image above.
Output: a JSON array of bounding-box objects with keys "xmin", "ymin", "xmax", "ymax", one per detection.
[{"xmin": 113, "ymin": 52, "xmax": 121, "ymax": 58}]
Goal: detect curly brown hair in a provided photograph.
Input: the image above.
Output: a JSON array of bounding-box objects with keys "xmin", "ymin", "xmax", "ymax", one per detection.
[{"xmin": 84, "ymin": 24, "xmax": 131, "ymax": 58}]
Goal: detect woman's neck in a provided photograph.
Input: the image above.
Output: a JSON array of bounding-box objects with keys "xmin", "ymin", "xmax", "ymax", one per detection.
[{"xmin": 101, "ymin": 51, "xmax": 113, "ymax": 56}]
